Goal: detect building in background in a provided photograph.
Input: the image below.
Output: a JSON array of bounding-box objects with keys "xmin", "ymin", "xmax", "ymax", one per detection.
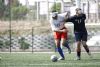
[
  {"xmin": 18, "ymin": 0, "xmax": 100, "ymax": 22},
  {"xmin": 81, "ymin": 0, "xmax": 100, "ymax": 22}
]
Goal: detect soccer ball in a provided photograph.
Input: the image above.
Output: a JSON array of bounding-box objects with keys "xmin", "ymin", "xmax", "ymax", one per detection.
[{"xmin": 50, "ymin": 55, "xmax": 58, "ymax": 62}]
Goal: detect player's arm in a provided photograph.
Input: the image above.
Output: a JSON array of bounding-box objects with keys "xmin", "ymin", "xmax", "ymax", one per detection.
[
  {"xmin": 63, "ymin": 11, "xmax": 72, "ymax": 22},
  {"xmin": 64, "ymin": 15, "xmax": 74, "ymax": 22},
  {"xmin": 55, "ymin": 28, "xmax": 68, "ymax": 32},
  {"xmin": 50, "ymin": 22, "xmax": 59, "ymax": 32},
  {"xmin": 83, "ymin": 14, "xmax": 86, "ymax": 20},
  {"xmin": 49, "ymin": 20, "xmax": 66, "ymax": 32},
  {"xmin": 58, "ymin": 12, "xmax": 68, "ymax": 17},
  {"xmin": 49, "ymin": 18, "xmax": 59, "ymax": 32},
  {"xmin": 55, "ymin": 22, "xmax": 68, "ymax": 32}
]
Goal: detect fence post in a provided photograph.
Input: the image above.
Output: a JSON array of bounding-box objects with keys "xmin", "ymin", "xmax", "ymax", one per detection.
[
  {"xmin": 32, "ymin": 27, "xmax": 34, "ymax": 53},
  {"xmin": 76, "ymin": 0, "xmax": 81, "ymax": 8},
  {"xmin": 8, "ymin": 0, "xmax": 12, "ymax": 53},
  {"xmin": 36, "ymin": 1, "xmax": 39, "ymax": 21}
]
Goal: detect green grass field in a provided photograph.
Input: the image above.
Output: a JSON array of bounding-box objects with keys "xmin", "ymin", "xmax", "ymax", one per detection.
[{"xmin": 0, "ymin": 52, "xmax": 100, "ymax": 67}]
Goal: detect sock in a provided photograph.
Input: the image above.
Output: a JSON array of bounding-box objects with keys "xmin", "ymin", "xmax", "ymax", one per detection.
[
  {"xmin": 77, "ymin": 51, "xmax": 81, "ymax": 58},
  {"xmin": 57, "ymin": 47, "xmax": 65, "ymax": 58},
  {"xmin": 63, "ymin": 42, "xmax": 71, "ymax": 50},
  {"xmin": 83, "ymin": 45, "xmax": 90, "ymax": 53}
]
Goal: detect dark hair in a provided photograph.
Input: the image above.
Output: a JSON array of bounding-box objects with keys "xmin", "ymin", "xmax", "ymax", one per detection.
[{"xmin": 75, "ymin": 8, "xmax": 81, "ymax": 11}]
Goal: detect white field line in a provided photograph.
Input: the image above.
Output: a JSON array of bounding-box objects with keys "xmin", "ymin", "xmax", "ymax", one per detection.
[
  {"xmin": 29, "ymin": 62, "xmax": 100, "ymax": 66},
  {"xmin": 0, "ymin": 52, "xmax": 100, "ymax": 54},
  {"xmin": 1, "ymin": 62, "xmax": 100, "ymax": 66}
]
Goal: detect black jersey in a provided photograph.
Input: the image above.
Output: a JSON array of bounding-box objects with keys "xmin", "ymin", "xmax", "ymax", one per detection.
[{"xmin": 66, "ymin": 13, "xmax": 87, "ymax": 33}]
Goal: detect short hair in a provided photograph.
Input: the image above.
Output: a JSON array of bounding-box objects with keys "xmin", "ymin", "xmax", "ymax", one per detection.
[
  {"xmin": 75, "ymin": 8, "xmax": 81, "ymax": 11},
  {"xmin": 52, "ymin": 12, "xmax": 58, "ymax": 17}
]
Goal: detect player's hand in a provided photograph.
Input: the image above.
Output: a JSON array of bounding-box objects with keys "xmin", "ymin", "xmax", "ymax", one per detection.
[
  {"xmin": 59, "ymin": 23, "xmax": 65, "ymax": 29},
  {"xmin": 62, "ymin": 29, "xmax": 68, "ymax": 32},
  {"xmin": 54, "ymin": 29, "xmax": 68, "ymax": 32}
]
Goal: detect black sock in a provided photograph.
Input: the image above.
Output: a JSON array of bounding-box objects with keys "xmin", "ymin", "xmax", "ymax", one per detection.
[
  {"xmin": 84, "ymin": 45, "xmax": 90, "ymax": 53},
  {"xmin": 77, "ymin": 52, "xmax": 81, "ymax": 58},
  {"xmin": 63, "ymin": 42, "xmax": 71, "ymax": 51},
  {"xmin": 86, "ymin": 49, "xmax": 89, "ymax": 53}
]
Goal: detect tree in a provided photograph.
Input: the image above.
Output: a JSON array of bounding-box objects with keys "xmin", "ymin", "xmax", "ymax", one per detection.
[
  {"xmin": 11, "ymin": 6, "xmax": 28, "ymax": 20},
  {"xmin": 7, "ymin": 0, "xmax": 28, "ymax": 20},
  {"xmin": 50, "ymin": 3, "xmax": 61, "ymax": 13},
  {"xmin": 19, "ymin": 37, "xmax": 30, "ymax": 50},
  {"xmin": 0, "ymin": 0, "xmax": 28, "ymax": 20},
  {"xmin": 9, "ymin": 0, "xmax": 21, "ymax": 7},
  {"xmin": 4, "ymin": 40, "xmax": 11, "ymax": 49},
  {"xmin": 0, "ymin": 40, "xmax": 4, "ymax": 48},
  {"xmin": 0, "ymin": 0, "xmax": 5, "ymax": 19}
]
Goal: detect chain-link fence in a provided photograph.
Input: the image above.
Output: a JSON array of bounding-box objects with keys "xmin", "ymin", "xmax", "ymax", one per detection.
[
  {"xmin": 0, "ymin": 0, "xmax": 100, "ymax": 52},
  {"xmin": 0, "ymin": 22, "xmax": 100, "ymax": 52}
]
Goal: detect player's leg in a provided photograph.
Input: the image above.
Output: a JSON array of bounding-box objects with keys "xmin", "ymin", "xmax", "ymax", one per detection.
[
  {"xmin": 82, "ymin": 41, "xmax": 91, "ymax": 55},
  {"xmin": 61, "ymin": 32, "xmax": 71, "ymax": 54},
  {"xmin": 82, "ymin": 33, "xmax": 91, "ymax": 56},
  {"xmin": 55, "ymin": 39, "xmax": 65, "ymax": 60},
  {"xmin": 76, "ymin": 41, "xmax": 81, "ymax": 60},
  {"xmin": 54, "ymin": 32, "xmax": 65, "ymax": 59},
  {"xmin": 75, "ymin": 33, "xmax": 81, "ymax": 60},
  {"xmin": 63, "ymin": 41, "xmax": 71, "ymax": 54}
]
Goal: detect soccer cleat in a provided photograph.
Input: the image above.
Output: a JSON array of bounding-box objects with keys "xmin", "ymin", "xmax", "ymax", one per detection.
[
  {"xmin": 88, "ymin": 52, "xmax": 93, "ymax": 58},
  {"xmin": 68, "ymin": 49, "xmax": 71, "ymax": 54},
  {"xmin": 75, "ymin": 56, "xmax": 81, "ymax": 60},
  {"xmin": 58, "ymin": 57, "xmax": 65, "ymax": 60}
]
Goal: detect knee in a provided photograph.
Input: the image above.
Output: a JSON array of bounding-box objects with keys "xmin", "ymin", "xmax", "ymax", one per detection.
[
  {"xmin": 82, "ymin": 41, "xmax": 87, "ymax": 47},
  {"xmin": 76, "ymin": 41, "xmax": 81, "ymax": 49},
  {"xmin": 56, "ymin": 43, "xmax": 60, "ymax": 47},
  {"xmin": 61, "ymin": 39, "xmax": 66, "ymax": 46},
  {"xmin": 61, "ymin": 42, "xmax": 65, "ymax": 47},
  {"xmin": 55, "ymin": 40, "xmax": 60, "ymax": 47},
  {"xmin": 77, "ymin": 41, "xmax": 81, "ymax": 45},
  {"xmin": 56, "ymin": 42, "xmax": 60, "ymax": 47},
  {"xmin": 83, "ymin": 44, "xmax": 87, "ymax": 47}
]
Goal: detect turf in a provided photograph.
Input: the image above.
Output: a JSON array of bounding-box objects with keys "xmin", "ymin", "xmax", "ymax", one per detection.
[{"xmin": 0, "ymin": 52, "xmax": 100, "ymax": 67}]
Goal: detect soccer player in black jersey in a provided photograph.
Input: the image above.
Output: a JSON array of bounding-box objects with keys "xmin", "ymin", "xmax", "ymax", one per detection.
[{"xmin": 65, "ymin": 8, "xmax": 91, "ymax": 60}]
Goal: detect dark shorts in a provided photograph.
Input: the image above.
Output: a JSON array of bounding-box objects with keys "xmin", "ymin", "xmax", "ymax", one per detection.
[{"xmin": 74, "ymin": 32, "xmax": 87, "ymax": 42}]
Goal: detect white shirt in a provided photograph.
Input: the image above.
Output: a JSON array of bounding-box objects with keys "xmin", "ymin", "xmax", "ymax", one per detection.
[{"xmin": 50, "ymin": 13, "xmax": 67, "ymax": 31}]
